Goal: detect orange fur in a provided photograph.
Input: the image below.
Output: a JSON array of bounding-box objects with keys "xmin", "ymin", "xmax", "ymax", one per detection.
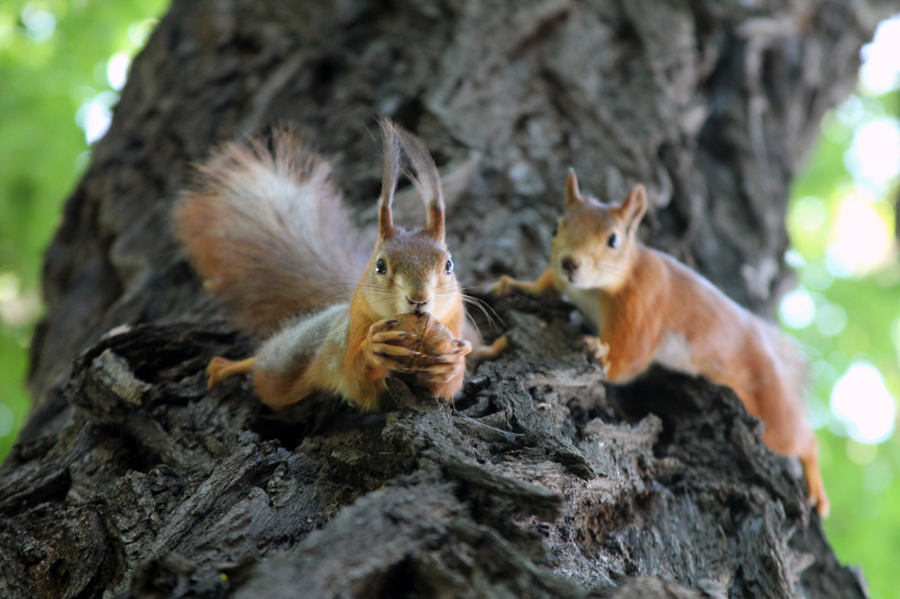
[
  {"xmin": 180, "ymin": 120, "xmax": 470, "ymax": 411},
  {"xmin": 339, "ymin": 292, "xmax": 396, "ymax": 411},
  {"xmin": 252, "ymin": 271, "xmax": 468, "ymax": 412},
  {"xmin": 422, "ymin": 300, "xmax": 467, "ymax": 401},
  {"xmin": 492, "ymin": 172, "xmax": 829, "ymax": 516},
  {"xmin": 598, "ymin": 247, "xmax": 826, "ymax": 514}
]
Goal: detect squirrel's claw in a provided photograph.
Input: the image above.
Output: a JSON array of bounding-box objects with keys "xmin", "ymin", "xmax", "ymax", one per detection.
[
  {"xmin": 367, "ymin": 319, "xmax": 420, "ymax": 373},
  {"xmin": 372, "ymin": 342, "xmax": 419, "ymax": 358},
  {"xmin": 454, "ymin": 339, "xmax": 473, "ymax": 356},
  {"xmin": 370, "ymin": 344, "xmax": 420, "ymax": 374},
  {"xmin": 414, "ymin": 340, "xmax": 470, "ymax": 367},
  {"xmin": 369, "ymin": 318, "xmax": 401, "ymax": 335},
  {"xmin": 371, "ymin": 330, "xmax": 414, "ymax": 344},
  {"xmin": 415, "ymin": 340, "xmax": 469, "ymax": 386}
]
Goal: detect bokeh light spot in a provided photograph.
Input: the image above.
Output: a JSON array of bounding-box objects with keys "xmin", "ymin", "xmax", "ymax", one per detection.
[
  {"xmin": 830, "ymin": 362, "xmax": 896, "ymax": 444},
  {"xmin": 75, "ymin": 91, "xmax": 120, "ymax": 144},
  {"xmin": 791, "ymin": 196, "xmax": 828, "ymax": 233},
  {"xmin": 845, "ymin": 118, "xmax": 900, "ymax": 190},
  {"xmin": 21, "ymin": 3, "xmax": 56, "ymax": 42},
  {"xmin": 779, "ymin": 287, "xmax": 815, "ymax": 329},
  {"xmin": 824, "ymin": 192, "xmax": 894, "ymax": 277},
  {"xmin": 859, "ymin": 15, "xmax": 900, "ymax": 95},
  {"xmin": 107, "ymin": 52, "xmax": 131, "ymax": 91},
  {"xmin": 815, "ymin": 301, "xmax": 848, "ymax": 337}
]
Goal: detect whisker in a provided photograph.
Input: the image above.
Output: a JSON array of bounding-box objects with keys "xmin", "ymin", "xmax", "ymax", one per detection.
[
  {"xmin": 462, "ymin": 294, "xmax": 504, "ymax": 331},
  {"xmin": 461, "ymin": 305, "xmax": 482, "ymax": 338}
]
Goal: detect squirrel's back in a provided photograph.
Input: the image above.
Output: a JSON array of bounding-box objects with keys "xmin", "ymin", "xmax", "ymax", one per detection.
[{"xmin": 175, "ymin": 129, "xmax": 368, "ymax": 333}]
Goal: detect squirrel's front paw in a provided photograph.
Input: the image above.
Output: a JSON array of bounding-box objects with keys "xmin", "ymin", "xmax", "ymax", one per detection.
[
  {"xmin": 582, "ymin": 335, "xmax": 610, "ymax": 374},
  {"xmin": 366, "ymin": 318, "xmax": 420, "ymax": 373},
  {"xmin": 488, "ymin": 274, "xmax": 519, "ymax": 296}
]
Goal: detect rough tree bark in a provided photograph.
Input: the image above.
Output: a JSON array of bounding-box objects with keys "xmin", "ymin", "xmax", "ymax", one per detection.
[{"xmin": 1, "ymin": 1, "xmax": 892, "ymax": 597}]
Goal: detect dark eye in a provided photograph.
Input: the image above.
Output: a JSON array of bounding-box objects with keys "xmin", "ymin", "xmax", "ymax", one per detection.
[
  {"xmin": 375, "ymin": 258, "xmax": 387, "ymax": 275},
  {"xmin": 551, "ymin": 223, "xmax": 558, "ymax": 237},
  {"xmin": 607, "ymin": 233, "xmax": 620, "ymax": 249},
  {"xmin": 444, "ymin": 259, "xmax": 454, "ymax": 274}
]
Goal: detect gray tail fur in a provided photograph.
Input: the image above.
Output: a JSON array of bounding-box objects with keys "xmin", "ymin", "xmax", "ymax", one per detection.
[{"xmin": 175, "ymin": 128, "xmax": 368, "ymax": 334}]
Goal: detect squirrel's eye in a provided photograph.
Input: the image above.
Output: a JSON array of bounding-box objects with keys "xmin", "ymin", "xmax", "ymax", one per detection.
[
  {"xmin": 375, "ymin": 258, "xmax": 387, "ymax": 275},
  {"xmin": 607, "ymin": 233, "xmax": 620, "ymax": 249},
  {"xmin": 551, "ymin": 223, "xmax": 559, "ymax": 237},
  {"xmin": 445, "ymin": 259, "xmax": 454, "ymax": 274}
]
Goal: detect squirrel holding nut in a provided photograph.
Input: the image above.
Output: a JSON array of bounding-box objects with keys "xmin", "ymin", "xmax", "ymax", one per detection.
[
  {"xmin": 175, "ymin": 119, "xmax": 494, "ymax": 411},
  {"xmin": 491, "ymin": 171, "xmax": 829, "ymax": 516}
]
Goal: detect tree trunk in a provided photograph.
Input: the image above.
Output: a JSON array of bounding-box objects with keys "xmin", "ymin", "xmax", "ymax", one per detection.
[{"xmin": 1, "ymin": 1, "xmax": 889, "ymax": 597}]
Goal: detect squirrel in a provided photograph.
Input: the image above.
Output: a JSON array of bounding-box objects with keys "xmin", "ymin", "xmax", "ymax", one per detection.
[
  {"xmin": 490, "ymin": 170, "xmax": 829, "ymax": 516},
  {"xmin": 174, "ymin": 119, "xmax": 495, "ymax": 411}
]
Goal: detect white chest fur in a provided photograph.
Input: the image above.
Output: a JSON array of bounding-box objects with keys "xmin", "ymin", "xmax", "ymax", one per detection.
[
  {"xmin": 652, "ymin": 331, "xmax": 700, "ymax": 376},
  {"xmin": 556, "ymin": 276, "xmax": 605, "ymax": 333}
]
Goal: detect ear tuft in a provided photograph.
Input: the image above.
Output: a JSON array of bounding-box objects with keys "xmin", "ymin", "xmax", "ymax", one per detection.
[
  {"xmin": 378, "ymin": 117, "xmax": 401, "ymax": 240},
  {"xmin": 394, "ymin": 126, "xmax": 445, "ymax": 244},
  {"xmin": 565, "ymin": 168, "xmax": 584, "ymax": 209}
]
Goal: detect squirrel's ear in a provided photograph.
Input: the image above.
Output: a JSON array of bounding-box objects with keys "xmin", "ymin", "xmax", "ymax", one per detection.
[
  {"xmin": 378, "ymin": 196, "xmax": 394, "ymax": 240},
  {"xmin": 392, "ymin": 124, "xmax": 445, "ymax": 244},
  {"xmin": 426, "ymin": 198, "xmax": 445, "ymax": 243},
  {"xmin": 378, "ymin": 118, "xmax": 401, "ymax": 240},
  {"xmin": 565, "ymin": 168, "xmax": 584, "ymax": 209},
  {"xmin": 619, "ymin": 184, "xmax": 647, "ymax": 235}
]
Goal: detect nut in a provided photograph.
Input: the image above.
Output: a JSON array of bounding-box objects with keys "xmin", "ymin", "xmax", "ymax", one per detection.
[{"xmin": 391, "ymin": 312, "xmax": 457, "ymax": 371}]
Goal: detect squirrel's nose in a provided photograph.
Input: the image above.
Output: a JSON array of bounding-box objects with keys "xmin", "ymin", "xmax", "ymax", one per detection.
[
  {"xmin": 406, "ymin": 296, "xmax": 430, "ymax": 313},
  {"xmin": 561, "ymin": 256, "xmax": 579, "ymax": 277}
]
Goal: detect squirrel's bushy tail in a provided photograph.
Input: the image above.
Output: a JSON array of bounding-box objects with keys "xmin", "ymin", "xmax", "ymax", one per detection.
[{"xmin": 175, "ymin": 129, "xmax": 368, "ymax": 333}]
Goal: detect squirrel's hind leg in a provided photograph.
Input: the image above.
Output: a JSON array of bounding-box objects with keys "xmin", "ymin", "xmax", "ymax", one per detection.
[
  {"xmin": 207, "ymin": 356, "xmax": 257, "ymax": 390},
  {"xmin": 470, "ymin": 334, "xmax": 508, "ymax": 363},
  {"xmin": 800, "ymin": 442, "xmax": 830, "ymax": 517}
]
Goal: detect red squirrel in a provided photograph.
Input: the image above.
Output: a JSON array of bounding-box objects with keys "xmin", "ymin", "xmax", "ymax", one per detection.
[
  {"xmin": 174, "ymin": 119, "xmax": 494, "ymax": 411},
  {"xmin": 491, "ymin": 171, "xmax": 829, "ymax": 516}
]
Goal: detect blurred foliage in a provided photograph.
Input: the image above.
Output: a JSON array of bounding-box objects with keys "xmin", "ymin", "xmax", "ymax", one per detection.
[
  {"xmin": 0, "ymin": 0, "xmax": 168, "ymax": 460},
  {"xmin": 0, "ymin": 2, "xmax": 898, "ymax": 597},
  {"xmin": 784, "ymin": 82, "xmax": 900, "ymax": 599}
]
